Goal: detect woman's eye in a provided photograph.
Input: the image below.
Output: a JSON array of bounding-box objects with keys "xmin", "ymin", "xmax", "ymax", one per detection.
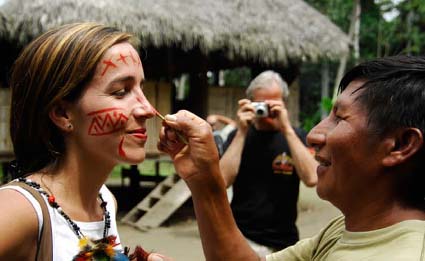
[{"xmin": 113, "ymin": 88, "xmax": 128, "ymax": 97}]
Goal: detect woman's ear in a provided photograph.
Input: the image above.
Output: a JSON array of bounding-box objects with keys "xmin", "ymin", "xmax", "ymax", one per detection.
[
  {"xmin": 49, "ymin": 101, "xmax": 73, "ymax": 132},
  {"xmin": 382, "ymin": 128, "xmax": 423, "ymax": 167}
]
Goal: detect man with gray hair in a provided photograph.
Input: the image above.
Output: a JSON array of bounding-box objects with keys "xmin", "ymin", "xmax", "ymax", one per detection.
[{"xmin": 220, "ymin": 70, "xmax": 318, "ymax": 255}]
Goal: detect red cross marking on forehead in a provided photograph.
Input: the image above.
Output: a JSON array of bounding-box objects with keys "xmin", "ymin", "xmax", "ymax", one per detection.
[
  {"xmin": 117, "ymin": 53, "xmax": 129, "ymax": 65},
  {"xmin": 101, "ymin": 59, "xmax": 117, "ymax": 76}
]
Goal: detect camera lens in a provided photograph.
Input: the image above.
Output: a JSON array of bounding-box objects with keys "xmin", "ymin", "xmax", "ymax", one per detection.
[{"xmin": 256, "ymin": 108, "xmax": 265, "ymax": 115}]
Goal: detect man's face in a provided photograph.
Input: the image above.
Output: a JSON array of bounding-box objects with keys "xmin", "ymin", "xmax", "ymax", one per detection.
[
  {"xmin": 251, "ymin": 82, "xmax": 283, "ymax": 131},
  {"xmin": 306, "ymin": 80, "xmax": 385, "ymax": 210}
]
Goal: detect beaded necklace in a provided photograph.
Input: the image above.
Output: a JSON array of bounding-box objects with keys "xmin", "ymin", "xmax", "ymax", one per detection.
[
  {"xmin": 17, "ymin": 177, "xmax": 151, "ymax": 260},
  {"xmin": 18, "ymin": 177, "xmax": 111, "ymax": 239},
  {"xmin": 18, "ymin": 178, "xmax": 111, "ymax": 239}
]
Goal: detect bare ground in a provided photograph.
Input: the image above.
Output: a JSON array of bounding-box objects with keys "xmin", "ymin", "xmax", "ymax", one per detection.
[{"xmin": 117, "ymin": 184, "xmax": 341, "ymax": 261}]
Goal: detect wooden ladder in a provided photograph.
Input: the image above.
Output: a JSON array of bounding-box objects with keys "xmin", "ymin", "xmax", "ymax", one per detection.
[{"xmin": 121, "ymin": 173, "xmax": 191, "ymax": 230}]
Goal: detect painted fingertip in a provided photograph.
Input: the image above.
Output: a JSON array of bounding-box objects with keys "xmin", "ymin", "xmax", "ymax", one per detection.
[{"xmin": 164, "ymin": 114, "xmax": 177, "ymax": 122}]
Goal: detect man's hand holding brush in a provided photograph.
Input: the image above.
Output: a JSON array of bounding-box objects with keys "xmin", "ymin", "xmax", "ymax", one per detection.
[{"xmin": 157, "ymin": 110, "xmax": 222, "ymax": 183}]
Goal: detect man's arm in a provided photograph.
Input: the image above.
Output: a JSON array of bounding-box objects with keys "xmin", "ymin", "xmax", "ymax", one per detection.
[
  {"xmin": 268, "ymin": 100, "xmax": 318, "ymax": 187},
  {"xmin": 186, "ymin": 169, "xmax": 263, "ymax": 261},
  {"xmin": 282, "ymin": 127, "xmax": 318, "ymax": 187},
  {"xmin": 214, "ymin": 114, "xmax": 236, "ymax": 127},
  {"xmin": 158, "ymin": 111, "xmax": 263, "ymax": 261},
  {"xmin": 219, "ymin": 99, "xmax": 254, "ymax": 187},
  {"xmin": 219, "ymin": 130, "xmax": 245, "ymax": 187}
]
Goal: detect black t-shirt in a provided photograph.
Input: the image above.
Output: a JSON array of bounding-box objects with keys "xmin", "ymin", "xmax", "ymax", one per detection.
[{"xmin": 223, "ymin": 126, "xmax": 307, "ymax": 249}]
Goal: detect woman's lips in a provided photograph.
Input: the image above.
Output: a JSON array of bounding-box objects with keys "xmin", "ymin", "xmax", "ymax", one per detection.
[
  {"xmin": 128, "ymin": 128, "xmax": 147, "ymax": 140},
  {"xmin": 131, "ymin": 133, "xmax": 147, "ymax": 139}
]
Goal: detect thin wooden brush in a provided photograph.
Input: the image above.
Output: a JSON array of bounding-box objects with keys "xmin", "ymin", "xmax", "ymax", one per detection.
[{"xmin": 153, "ymin": 109, "xmax": 189, "ymax": 145}]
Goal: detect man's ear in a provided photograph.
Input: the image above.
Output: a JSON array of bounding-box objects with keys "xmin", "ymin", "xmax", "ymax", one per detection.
[
  {"xmin": 382, "ymin": 128, "xmax": 423, "ymax": 167},
  {"xmin": 49, "ymin": 101, "xmax": 73, "ymax": 132}
]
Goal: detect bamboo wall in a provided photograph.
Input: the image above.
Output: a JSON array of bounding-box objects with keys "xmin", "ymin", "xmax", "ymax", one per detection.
[{"xmin": 144, "ymin": 81, "xmax": 172, "ymax": 156}]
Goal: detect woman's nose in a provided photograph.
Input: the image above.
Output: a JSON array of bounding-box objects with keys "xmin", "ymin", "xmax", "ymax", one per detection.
[{"xmin": 133, "ymin": 96, "xmax": 155, "ymax": 119}]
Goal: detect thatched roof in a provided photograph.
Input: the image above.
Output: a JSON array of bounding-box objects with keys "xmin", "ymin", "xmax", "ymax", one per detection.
[{"xmin": 0, "ymin": 0, "xmax": 349, "ymax": 66}]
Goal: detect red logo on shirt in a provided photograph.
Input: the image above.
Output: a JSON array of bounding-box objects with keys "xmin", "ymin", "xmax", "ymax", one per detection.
[{"xmin": 272, "ymin": 152, "xmax": 294, "ymax": 175}]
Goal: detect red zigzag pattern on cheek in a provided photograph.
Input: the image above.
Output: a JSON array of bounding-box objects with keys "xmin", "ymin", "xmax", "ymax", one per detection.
[{"xmin": 87, "ymin": 109, "xmax": 129, "ymax": 136}]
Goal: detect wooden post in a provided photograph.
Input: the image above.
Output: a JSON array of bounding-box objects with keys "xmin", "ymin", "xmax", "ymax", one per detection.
[
  {"xmin": 188, "ymin": 50, "xmax": 208, "ymax": 119},
  {"xmin": 0, "ymin": 88, "xmax": 12, "ymax": 154}
]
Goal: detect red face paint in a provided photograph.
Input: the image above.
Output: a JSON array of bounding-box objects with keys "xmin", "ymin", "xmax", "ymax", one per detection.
[
  {"xmin": 118, "ymin": 137, "xmax": 126, "ymax": 158},
  {"xmin": 101, "ymin": 59, "xmax": 118, "ymax": 76},
  {"xmin": 128, "ymin": 51, "xmax": 141, "ymax": 66},
  {"xmin": 128, "ymin": 51, "xmax": 136, "ymax": 64},
  {"xmin": 87, "ymin": 108, "xmax": 128, "ymax": 136},
  {"xmin": 117, "ymin": 53, "xmax": 129, "ymax": 65}
]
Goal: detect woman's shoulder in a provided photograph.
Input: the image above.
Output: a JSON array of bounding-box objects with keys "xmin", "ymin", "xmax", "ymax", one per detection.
[
  {"xmin": 0, "ymin": 186, "xmax": 39, "ymax": 259},
  {"xmin": 0, "ymin": 185, "xmax": 40, "ymax": 230}
]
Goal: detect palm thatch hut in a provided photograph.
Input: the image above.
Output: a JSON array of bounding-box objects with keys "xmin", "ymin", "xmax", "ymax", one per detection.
[
  {"xmin": 1, "ymin": 0, "xmax": 348, "ymax": 64},
  {"xmin": 0, "ymin": 0, "xmax": 348, "ymax": 156}
]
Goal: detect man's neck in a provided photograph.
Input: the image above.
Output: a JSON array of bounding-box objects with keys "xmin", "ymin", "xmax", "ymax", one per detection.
[{"xmin": 343, "ymin": 200, "xmax": 425, "ymax": 232}]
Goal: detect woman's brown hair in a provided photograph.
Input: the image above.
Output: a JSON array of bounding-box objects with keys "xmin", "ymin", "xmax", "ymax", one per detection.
[{"xmin": 10, "ymin": 22, "xmax": 138, "ymax": 175}]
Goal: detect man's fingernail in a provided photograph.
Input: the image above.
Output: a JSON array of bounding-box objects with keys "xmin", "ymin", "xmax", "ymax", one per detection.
[
  {"xmin": 165, "ymin": 114, "xmax": 177, "ymax": 122},
  {"xmin": 150, "ymin": 254, "xmax": 164, "ymax": 261}
]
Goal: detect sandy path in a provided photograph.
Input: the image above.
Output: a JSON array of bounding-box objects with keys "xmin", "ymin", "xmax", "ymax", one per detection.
[{"xmin": 118, "ymin": 184, "xmax": 341, "ymax": 261}]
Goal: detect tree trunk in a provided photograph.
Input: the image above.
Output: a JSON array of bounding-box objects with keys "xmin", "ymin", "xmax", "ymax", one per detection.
[
  {"xmin": 332, "ymin": 0, "xmax": 361, "ymax": 102},
  {"xmin": 321, "ymin": 59, "xmax": 329, "ymax": 119}
]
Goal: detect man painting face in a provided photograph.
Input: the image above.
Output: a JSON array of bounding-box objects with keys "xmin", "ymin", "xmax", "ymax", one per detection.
[
  {"xmin": 307, "ymin": 80, "xmax": 386, "ymax": 212},
  {"xmin": 68, "ymin": 42, "xmax": 154, "ymax": 167}
]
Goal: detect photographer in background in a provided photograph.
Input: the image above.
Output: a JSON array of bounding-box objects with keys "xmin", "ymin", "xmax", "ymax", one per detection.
[{"xmin": 220, "ymin": 70, "xmax": 318, "ymax": 255}]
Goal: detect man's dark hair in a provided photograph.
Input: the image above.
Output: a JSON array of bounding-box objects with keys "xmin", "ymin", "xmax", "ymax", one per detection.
[{"xmin": 340, "ymin": 55, "xmax": 425, "ymax": 209}]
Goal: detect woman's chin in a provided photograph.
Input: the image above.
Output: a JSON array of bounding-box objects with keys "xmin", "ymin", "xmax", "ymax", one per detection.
[{"xmin": 119, "ymin": 151, "xmax": 146, "ymax": 165}]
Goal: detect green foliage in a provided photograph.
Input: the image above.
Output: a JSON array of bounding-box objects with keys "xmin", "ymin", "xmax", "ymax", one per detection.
[
  {"xmin": 137, "ymin": 159, "xmax": 175, "ymax": 176},
  {"xmin": 305, "ymin": 0, "xmax": 353, "ymax": 32},
  {"xmin": 109, "ymin": 160, "xmax": 175, "ymax": 180},
  {"xmin": 223, "ymin": 67, "xmax": 251, "ymax": 87},
  {"xmin": 368, "ymin": 0, "xmax": 425, "ymax": 57},
  {"xmin": 301, "ymin": 97, "xmax": 333, "ymax": 132},
  {"xmin": 321, "ymin": 97, "xmax": 333, "ymax": 112},
  {"xmin": 300, "ymin": 0, "xmax": 352, "ymax": 132},
  {"xmin": 304, "ymin": 0, "xmax": 425, "ymax": 58},
  {"xmin": 300, "ymin": 0, "xmax": 425, "ymax": 132}
]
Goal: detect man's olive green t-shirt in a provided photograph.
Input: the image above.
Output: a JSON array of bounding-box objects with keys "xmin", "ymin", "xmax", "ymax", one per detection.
[{"xmin": 267, "ymin": 215, "xmax": 425, "ymax": 261}]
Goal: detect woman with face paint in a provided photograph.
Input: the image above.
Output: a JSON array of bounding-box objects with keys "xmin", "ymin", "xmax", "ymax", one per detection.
[{"xmin": 0, "ymin": 23, "xmax": 171, "ymax": 261}]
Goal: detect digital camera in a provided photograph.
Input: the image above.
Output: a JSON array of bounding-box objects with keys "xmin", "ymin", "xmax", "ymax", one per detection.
[{"xmin": 251, "ymin": 102, "xmax": 269, "ymax": 117}]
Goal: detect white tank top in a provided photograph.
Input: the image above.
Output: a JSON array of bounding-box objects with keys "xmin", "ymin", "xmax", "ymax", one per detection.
[{"xmin": 0, "ymin": 184, "xmax": 123, "ymax": 261}]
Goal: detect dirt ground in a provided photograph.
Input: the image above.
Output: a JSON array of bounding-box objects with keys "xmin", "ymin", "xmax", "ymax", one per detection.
[{"xmin": 117, "ymin": 184, "xmax": 341, "ymax": 261}]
